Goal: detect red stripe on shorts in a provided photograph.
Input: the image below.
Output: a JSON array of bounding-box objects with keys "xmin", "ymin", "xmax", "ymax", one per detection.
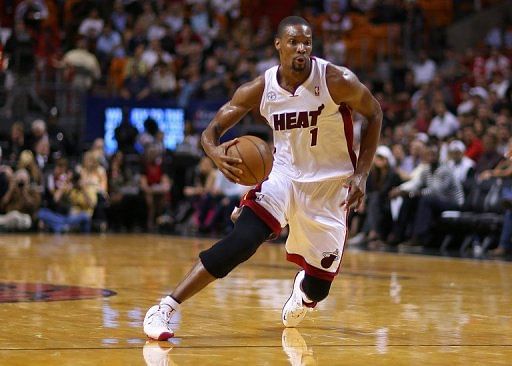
[
  {"xmin": 286, "ymin": 253, "xmax": 340, "ymax": 282},
  {"xmin": 240, "ymin": 182, "xmax": 282, "ymax": 238}
]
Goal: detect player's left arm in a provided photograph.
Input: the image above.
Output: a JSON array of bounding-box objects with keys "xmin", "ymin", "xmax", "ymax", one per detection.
[{"xmin": 326, "ymin": 64, "xmax": 383, "ymax": 209}]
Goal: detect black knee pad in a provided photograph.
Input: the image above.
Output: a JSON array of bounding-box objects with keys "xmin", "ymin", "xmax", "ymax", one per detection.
[
  {"xmin": 301, "ymin": 273, "xmax": 332, "ymax": 302},
  {"xmin": 199, "ymin": 208, "xmax": 272, "ymax": 278}
]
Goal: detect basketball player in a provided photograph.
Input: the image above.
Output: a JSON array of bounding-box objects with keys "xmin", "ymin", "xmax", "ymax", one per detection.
[{"xmin": 143, "ymin": 16, "xmax": 382, "ymax": 340}]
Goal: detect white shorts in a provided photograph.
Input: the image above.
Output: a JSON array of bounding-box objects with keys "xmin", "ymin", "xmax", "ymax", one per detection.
[{"xmin": 240, "ymin": 171, "xmax": 349, "ymax": 281}]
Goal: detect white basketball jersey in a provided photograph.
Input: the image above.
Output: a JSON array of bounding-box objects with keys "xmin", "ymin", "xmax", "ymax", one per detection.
[{"xmin": 260, "ymin": 57, "xmax": 356, "ymax": 182}]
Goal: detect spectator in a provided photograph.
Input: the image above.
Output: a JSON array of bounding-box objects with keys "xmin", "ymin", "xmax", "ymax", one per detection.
[
  {"xmin": 60, "ymin": 38, "xmax": 101, "ymax": 90},
  {"xmin": 137, "ymin": 118, "xmax": 160, "ymax": 153},
  {"xmin": 150, "ymin": 62, "xmax": 177, "ymax": 99},
  {"xmin": 428, "ymin": 101, "xmax": 459, "ymax": 140},
  {"xmin": 96, "ymin": 21, "xmax": 124, "ymax": 66},
  {"xmin": 110, "ymin": 0, "xmax": 129, "ymax": 33},
  {"xmin": 200, "ymin": 56, "xmax": 230, "ymax": 100},
  {"xmin": 411, "ymin": 51, "xmax": 436, "ymax": 86},
  {"xmin": 446, "ymin": 140, "xmax": 475, "ymax": 185},
  {"xmin": 106, "ymin": 151, "xmax": 142, "ymax": 231},
  {"xmin": 474, "ymin": 133, "xmax": 503, "ymax": 175},
  {"xmin": 17, "ymin": 150, "xmax": 42, "ymax": 188},
  {"xmin": 485, "ymin": 48, "xmax": 510, "ymax": 80},
  {"xmin": 15, "ymin": 0, "xmax": 48, "ymax": 30},
  {"xmin": 352, "ymin": 146, "xmax": 401, "ymax": 246},
  {"xmin": 79, "ymin": 8, "xmax": 104, "ymax": 39},
  {"xmin": 462, "ymin": 125, "xmax": 484, "ymax": 162},
  {"xmin": 37, "ymin": 171, "xmax": 92, "ymax": 233},
  {"xmin": 120, "ymin": 63, "xmax": 151, "ymax": 100},
  {"xmin": 4, "ymin": 122, "xmax": 27, "ymax": 165},
  {"xmin": 0, "ymin": 169, "xmax": 40, "ymax": 230},
  {"xmin": 0, "ymin": 148, "xmax": 13, "ymax": 201},
  {"xmin": 141, "ymin": 39, "xmax": 173, "ymax": 70},
  {"xmin": 140, "ymin": 146, "xmax": 171, "ymax": 231},
  {"xmin": 399, "ymin": 146, "xmax": 464, "ymax": 246},
  {"xmin": 1, "ymin": 21, "xmax": 48, "ymax": 118},
  {"xmin": 79, "ymin": 150, "xmax": 107, "ymax": 230},
  {"xmin": 114, "ymin": 111, "xmax": 139, "ymax": 155}
]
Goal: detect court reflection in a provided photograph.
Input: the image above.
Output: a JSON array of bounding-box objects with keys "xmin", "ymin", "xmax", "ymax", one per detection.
[{"xmin": 282, "ymin": 328, "xmax": 316, "ymax": 366}]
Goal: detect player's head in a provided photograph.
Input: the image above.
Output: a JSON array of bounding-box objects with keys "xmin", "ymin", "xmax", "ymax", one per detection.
[{"xmin": 274, "ymin": 16, "xmax": 312, "ymax": 72}]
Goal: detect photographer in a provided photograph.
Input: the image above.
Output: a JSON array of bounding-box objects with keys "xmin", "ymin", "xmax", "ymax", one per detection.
[{"xmin": 0, "ymin": 169, "xmax": 40, "ymax": 230}]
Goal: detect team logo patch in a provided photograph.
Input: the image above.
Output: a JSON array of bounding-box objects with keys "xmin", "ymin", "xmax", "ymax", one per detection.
[
  {"xmin": 267, "ymin": 91, "xmax": 277, "ymax": 101},
  {"xmin": 314, "ymin": 86, "xmax": 320, "ymax": 96},
  {"xmin": 320, "ymin": 249, "xmax": 340, "ymax": 268},
  {"xmin": 0, "ymin": 282, "xmax": 116, "ymax": 303}
]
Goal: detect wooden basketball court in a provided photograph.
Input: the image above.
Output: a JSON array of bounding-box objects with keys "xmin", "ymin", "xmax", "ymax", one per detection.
[{"xmin": 0, "ymin": 234, "xmax": 510, "ymax": 365}]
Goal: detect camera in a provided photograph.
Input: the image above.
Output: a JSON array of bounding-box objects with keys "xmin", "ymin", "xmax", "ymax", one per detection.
[{"xmin": 17, "ymin": 181, "xmax": 25, "ymax": 188}]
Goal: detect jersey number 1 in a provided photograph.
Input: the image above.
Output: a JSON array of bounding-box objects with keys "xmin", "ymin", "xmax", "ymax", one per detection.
[{"xmin": 309, "ymin": 128, "xmax": 318, "ymax": 146}]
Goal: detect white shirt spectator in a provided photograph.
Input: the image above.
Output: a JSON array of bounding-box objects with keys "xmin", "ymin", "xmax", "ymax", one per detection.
[
  {"xmin": 79, "ymin": 17, "xmax": 104, "ymax": 38},
  {"xmin": 448, "ymin": 156, "xmax": 474, "ymax": 184},
  {"xmin": 141, "ymin": 49, "xmax": 173, "ymax": 70},
  {"xmin": 412, "ymin": 58, "xmax": 436, "ymax": 86},
  {"xmin": 485, "ymin": 53, "xmax": 510, "ymax": 80},
  {"xmin": 428, "ymin": 111, "xmax": 459, "ymax": 140}
]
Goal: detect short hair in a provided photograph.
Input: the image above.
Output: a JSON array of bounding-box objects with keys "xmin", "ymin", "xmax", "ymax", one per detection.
[{"xmin": 276, "ymin": 16, "xmax": 311, "ymax": 38}]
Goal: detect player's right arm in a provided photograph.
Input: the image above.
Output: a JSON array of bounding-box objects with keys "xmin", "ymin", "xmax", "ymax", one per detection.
[{"xmin": 201, "ymin": 76, "xmax": 265, "ymax": 182}]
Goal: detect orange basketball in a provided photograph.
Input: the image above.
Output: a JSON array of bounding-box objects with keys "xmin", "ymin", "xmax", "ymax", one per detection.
[{"xmin": 226, "ymin": 135, "xmax": 273, "ymax": 186}]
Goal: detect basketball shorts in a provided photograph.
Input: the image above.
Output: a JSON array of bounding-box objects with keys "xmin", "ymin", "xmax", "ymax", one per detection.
[{"xmin": 240, "ymin": 171, "xmax": 349, "ymax": 281}]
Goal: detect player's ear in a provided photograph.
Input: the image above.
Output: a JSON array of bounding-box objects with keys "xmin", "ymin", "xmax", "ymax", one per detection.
[{"xmin": 274, "ymin": 37, "xmax": 280, "ymax": 51}]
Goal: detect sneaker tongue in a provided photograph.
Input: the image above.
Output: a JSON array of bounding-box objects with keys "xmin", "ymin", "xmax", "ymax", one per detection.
[{"xmin": 159, "ymin": 304, "xmax": 174, "ymax": 321}]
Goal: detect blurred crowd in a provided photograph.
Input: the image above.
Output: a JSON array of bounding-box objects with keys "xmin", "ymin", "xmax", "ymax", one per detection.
[{"xmin": 0, "ymin": 0, "xmax": 512, "ymax": 256}]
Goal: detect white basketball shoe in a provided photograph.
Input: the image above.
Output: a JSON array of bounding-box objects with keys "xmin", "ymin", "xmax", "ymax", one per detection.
[
  {"xmin": 282, "ymin": 270, "xmax": 316, "ymax": 327},
  {"xmin": 143, "ymin": 296, "xmax": 179, "ymax": 340}
]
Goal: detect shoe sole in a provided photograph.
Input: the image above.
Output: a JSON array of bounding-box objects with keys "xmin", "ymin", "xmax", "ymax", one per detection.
[
  {"xmin": 282, "ymin": 271, "xmax": 302, "ymax": 327},
  {"xmin": 147, "ymin": 332, "xmax": 174, "ymax": 341}
]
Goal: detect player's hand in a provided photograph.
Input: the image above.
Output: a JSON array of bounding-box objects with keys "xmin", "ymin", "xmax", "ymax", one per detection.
[
  {"xmin": 210, "ymin": 139, "xmax": 244, "ymax": 183},
  {"xmin": 341, "ymin": 172, "xmax": 368, "ymax": 210}
]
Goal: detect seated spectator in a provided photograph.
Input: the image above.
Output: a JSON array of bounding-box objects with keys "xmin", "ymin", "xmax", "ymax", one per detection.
[
  {"xmin": 428, "ymin": 101, "xmax": 459, "ymax": 140},
  {"xmin": 479, "ymin": 137, "xmax": 512, "ymax": 181},
  {"xmin": 17, "ymin": 150, "xmax": 42, "ymax": 189},
  {"xmin": 411, "ymin": 51, "xmax": 437, "ymax": 86},
  {"xmin": 350, "ymin": 146, "xmax": 401, "ymax": 246},
  {"xmin": 0, "ymin": 169, "xmax": 40, "ymax": 231},
  {"xmin": 397, "ymin": 146, "xmax": 464, "ymax": 246},
  {"xmin": 150, "ymin": 62, "xmax": 177, "ymax": 99},
  {"xmin": 37, "ymin": 172, "xmax": 92, "ymax": 233},
  {"xmin": 447, "ymin": 140, "xmax": 475, "ymax": 186},
  {"xmin": 96, "ymin": 21, "xmax": 124, "ymax": 67},
  {"xmin": 120, "ymin": 63, "xmax": 151, "ymax": 100},
  {"xmin": 140, "ymin": 146, "xmax": 171, "ymax": 231},
  {"xmin": 79, "ymin": 150, "xmax": 107, "ymax": 231},
  {"xmin": 0, "ymin": 148, "xmax": 14, "ymax": 201},
  {"xmin": 461, "ymin": 125, "xmax": 483, "ymax": 162},
  {"xmin": 474, "ymin": 133, "xmax": 503, "ymax": 176},
  {"xmin": 106, "ymin": 151, "xmax": 142, "ymax": 231},
  {"xmin": 3, "ymin": 122, "xmax": 27, "ymax": 165}
]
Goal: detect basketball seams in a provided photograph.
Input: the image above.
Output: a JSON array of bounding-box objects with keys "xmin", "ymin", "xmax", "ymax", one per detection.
[
  {"xmin": 234, "ymin": 142, "xmax": 259, "ymax": 185},
  {"xmin": 244, "ymin": 136, "xmax": 267, "ymax": 179}
]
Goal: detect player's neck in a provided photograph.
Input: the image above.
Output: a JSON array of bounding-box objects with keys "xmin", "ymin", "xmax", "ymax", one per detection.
[{"xmin": 277, "ymin": 60, "xmax": 312, "ymax": 93}]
